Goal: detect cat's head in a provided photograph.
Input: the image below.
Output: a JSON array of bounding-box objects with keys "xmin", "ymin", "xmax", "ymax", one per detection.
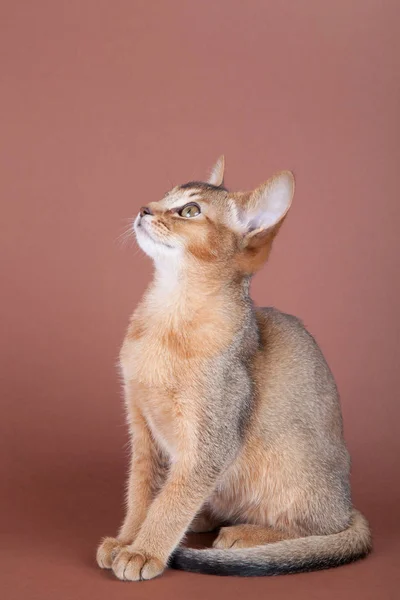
[{"xmin": 134, "ymin": 157, "xmax": 294, "ymax": 276}]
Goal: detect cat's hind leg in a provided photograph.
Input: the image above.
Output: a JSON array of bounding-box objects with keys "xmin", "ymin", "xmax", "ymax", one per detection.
[{"xmin": 213, "ymin": 524, "xmax": 293, "ymax": 549}]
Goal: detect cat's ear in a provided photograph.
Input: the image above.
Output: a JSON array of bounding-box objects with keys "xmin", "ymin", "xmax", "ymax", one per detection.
[
  {"xmin": 238, "ymin": 171, "xmax": 294, "ymax": 245},
  {"xmin": 208, "ymin": 155, "xmax": 225, "ymax": 187}
]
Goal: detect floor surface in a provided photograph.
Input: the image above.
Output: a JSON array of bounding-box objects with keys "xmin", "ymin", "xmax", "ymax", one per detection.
[{"xmin": 2, "ymin": 453, "xmax": 399, "ymax": 600}]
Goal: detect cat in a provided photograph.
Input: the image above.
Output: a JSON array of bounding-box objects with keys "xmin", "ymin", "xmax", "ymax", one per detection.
[{"xmin": 96, "ymin": 157, "xmax": 371, "ymax": 580}]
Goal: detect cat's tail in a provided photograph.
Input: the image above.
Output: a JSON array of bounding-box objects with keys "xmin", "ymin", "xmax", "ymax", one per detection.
[{"xmin": 170, "ymin": 509, "xmax": 371, "ymax": 577}]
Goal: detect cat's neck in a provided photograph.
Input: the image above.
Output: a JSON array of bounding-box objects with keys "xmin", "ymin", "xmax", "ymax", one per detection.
[{"xmin": 143, "ymin": 258, "xmax": 249, "ymax": 322}]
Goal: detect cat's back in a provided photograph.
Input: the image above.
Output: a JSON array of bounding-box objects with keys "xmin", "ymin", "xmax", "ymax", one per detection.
[
  {"xmin": 253, "ymin": 306, "xmax": 343, "ymax": 438},
  {"xmin": 256, "ymin": 305, "xmax": 306, "ymax": 335},
  {"xmin": 255, "ymin": 306, "xmax": 329, "ymax": 367}
]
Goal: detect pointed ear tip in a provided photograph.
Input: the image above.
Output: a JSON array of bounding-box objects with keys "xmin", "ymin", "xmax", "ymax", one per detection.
[
  {"xmin": 273, "ymin": 170, "xmax": 295, "ymax": 192},
  {"xmin": 208, "ymin": 155, "xmax": 225, "ymax": 186},
  {"xmin": 276, "ymin": 169, "xmax": 295, "ymax": 182}
]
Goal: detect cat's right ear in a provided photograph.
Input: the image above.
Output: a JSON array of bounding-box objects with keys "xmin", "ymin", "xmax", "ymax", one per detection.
[{"xmin": 208, "ymin": 155, "xmax": 225, "ymax": 187}]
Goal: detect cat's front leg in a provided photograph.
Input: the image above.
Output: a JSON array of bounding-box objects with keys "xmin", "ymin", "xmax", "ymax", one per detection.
[
  {"xmin": 96, "ymin": 403, "xmax": 165, "ymax": 569},
  {"xmin": 111, "ymin": 459, "xmax": 220, "ymax": 581}
]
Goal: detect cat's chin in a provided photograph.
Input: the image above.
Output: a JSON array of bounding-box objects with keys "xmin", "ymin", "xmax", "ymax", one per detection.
[{"xmin": 134, "ymin": 223, "xmax": 180, "ymax": 261}]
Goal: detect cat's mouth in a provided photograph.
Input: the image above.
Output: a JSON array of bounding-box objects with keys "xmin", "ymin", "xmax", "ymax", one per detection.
[{"xmin": 135, "ymin": 218, "xmax": 174, "ymax": 249}]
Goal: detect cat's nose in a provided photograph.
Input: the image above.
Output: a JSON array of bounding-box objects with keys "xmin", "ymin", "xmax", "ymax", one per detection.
[{"xmin": 140, "ymin": 206, "xmax": 153, "ymax": 217}]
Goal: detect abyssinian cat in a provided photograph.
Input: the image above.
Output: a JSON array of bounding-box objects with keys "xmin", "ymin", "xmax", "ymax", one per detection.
[{"xmin": 96, "ymin": 157, "xmax": 371, "ymax": 580}]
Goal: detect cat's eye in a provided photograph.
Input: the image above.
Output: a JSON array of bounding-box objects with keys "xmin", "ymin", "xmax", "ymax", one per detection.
[{"xmin": 178, "ymin": 203, "xmax": 201, "ymax": 218}]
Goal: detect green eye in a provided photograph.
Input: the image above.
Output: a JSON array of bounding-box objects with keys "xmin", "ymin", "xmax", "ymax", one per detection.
[{"xmin": 179, "ymin": 203, "xmax": 201, "ymax": 218}]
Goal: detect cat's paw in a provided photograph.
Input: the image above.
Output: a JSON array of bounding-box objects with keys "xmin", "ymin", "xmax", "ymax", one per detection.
[
  {"xmin": 213, "ymin": 524, "xmax": 284, "ymax": 548},
  {"xmin": 96, "ymin": 537, "xmax": 124, "ymax": 569},
  {"xmin": 213, "ymin": 526, "xmax": 253, "ymax": 549},
  {"xmin": 112, "ymin": 547, "xmax": 165, "ymax": 581}
]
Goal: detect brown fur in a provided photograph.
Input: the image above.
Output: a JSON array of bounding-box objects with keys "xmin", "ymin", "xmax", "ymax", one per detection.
[{"xmin": 96, "ymin": 159, "xmax": 371, "ymax": 580}]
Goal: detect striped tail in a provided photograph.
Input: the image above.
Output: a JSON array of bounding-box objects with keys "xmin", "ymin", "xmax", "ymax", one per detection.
[{"xmin": 171, "ymin": 509, "xmax": 371, "ymax": 577}]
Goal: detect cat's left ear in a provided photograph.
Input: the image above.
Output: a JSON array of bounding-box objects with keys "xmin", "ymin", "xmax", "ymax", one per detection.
[
  {"xmin": 208, "ymin": 155, "xmax": 225, "ymax": 187},
  {"xmin": 238, "ymin": 171, "xmax": 295, "ymax": 246}
]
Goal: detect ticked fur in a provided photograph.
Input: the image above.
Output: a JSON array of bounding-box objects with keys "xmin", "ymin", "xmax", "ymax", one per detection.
[{"xmin": 96, "ymin": 158, "xmax": 371, "ymax": 581}]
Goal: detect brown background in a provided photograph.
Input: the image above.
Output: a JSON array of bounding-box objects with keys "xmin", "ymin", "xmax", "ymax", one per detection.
[{"xmin": 1, "ymin": 1, "xmax": 399, "ymax": 598}]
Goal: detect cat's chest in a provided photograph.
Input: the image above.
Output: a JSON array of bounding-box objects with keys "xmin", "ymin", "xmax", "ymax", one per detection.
[
  {"xmin": 136, "ymin": 382, "xmax": 192, "ymax": 459},
  {"xmin": 119, "ymin": 307, "xmax": 236, "ymax": 458},
  {"xmin": 120, "ymin": 308, "xmax": 230, "ymax": 386},
  {"xmin": 120, "ymin": 326, "xmax": 197, "ymax": 458},
  {"xmin": 120, "ymin": 330, "xmax": 176, "ymax": 386}
]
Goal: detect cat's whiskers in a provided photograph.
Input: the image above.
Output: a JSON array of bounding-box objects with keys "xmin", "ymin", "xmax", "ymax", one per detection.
[{"xmin": 116, "ymin": 221, "xmax": 136, "ymax": 248}]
